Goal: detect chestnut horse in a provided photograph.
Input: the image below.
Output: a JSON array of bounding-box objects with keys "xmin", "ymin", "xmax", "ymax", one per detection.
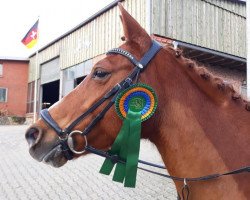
[{"xmin": 25, "ymin": 4, "xmax": 250, "ymax": 200}]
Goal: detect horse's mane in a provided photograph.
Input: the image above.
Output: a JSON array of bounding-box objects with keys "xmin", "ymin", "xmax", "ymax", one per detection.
[{"xmin": 163, "ymin": 43, "xmax": 250, "ymax": 112}]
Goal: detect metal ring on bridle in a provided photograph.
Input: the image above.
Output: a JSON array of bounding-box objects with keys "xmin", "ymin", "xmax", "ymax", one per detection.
[{"xmin": 67, "ymin": 130, "xmax": 88, "ymax": 154}]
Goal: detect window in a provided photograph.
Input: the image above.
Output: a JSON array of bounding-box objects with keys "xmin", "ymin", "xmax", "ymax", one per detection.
[
  {"xmin": 0, "ymin": 88, "xmax": 7, "ymax": 102},
  {"xmin": 26, "ymin": 82, "xmax": 35, "ymax": 113},
  {"xmin": 0, "ymin": 64, "xmax": 3, "ymax": 76}
]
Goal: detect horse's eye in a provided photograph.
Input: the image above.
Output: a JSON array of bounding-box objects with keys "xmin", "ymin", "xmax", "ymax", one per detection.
[{"xmin": 93, "ymin": 70, "xmax": 110, "ymax": 79}]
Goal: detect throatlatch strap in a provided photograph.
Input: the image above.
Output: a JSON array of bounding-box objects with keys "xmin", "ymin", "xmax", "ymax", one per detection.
[{"xmin": 99, "ymin": 109, "xmax": 141, "ymax": 187}]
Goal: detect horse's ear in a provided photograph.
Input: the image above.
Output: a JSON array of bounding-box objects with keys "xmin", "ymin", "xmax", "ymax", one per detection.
[{"xmin": 118, "ymin": 3, "xmax": 151, "ymax": 48}]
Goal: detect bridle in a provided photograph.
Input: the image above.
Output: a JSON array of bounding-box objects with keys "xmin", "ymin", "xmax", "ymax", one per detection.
[
  {"xmin": 40, "ymin": 40, "xmax": 250, "ymax": 200},
  {"xmin": 40, "ymin": 40, "xmax": 162, "ymax": 160}
]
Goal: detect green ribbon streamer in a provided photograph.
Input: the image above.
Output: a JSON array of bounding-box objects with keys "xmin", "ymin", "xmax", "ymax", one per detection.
[
  {"xmin": 124, "ymin": 110, "xmax": 141, "ymax": 187},
  {"xmin": 99, "ymin": 109, "xmax": 141, "ymax": 187}
]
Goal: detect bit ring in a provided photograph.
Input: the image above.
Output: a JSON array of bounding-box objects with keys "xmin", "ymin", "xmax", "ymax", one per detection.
[{"xmin": 67, "ymin": 130, "xmax": 87, "ymax": 154}]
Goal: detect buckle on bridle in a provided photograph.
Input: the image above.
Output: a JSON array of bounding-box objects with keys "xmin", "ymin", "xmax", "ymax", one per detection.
[
  {"xmin": 58, "ymin": 130, "xmax": 68, "ymax": 141},
  {"xmin": 137, "ymin": 63, "xmax": 143, "ymax": 69},
  {"xmin": 124, "ymin": 77, "xmax": 133, "ymax": 86}
]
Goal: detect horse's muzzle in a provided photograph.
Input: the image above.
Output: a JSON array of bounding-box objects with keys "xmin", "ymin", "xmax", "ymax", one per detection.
[
  {"xmin": 25, "ymin": 126, "xmax": 41, "ymax": 148},
  {"xmin": 25, "ymin": 126, "xmax": 46, "ymax": 161},
  {"xmin": 25, "ymin": 125, "xmax": 67, "ymax": 168}
]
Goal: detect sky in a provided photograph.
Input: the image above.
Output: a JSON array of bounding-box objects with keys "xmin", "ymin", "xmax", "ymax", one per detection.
[{"xmin": 0, "ymin": 0, "xmax": 114, "ymax": 58}]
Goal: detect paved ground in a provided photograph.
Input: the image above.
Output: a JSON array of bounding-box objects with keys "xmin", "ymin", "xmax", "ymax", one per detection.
[{"xmin": 0, "ymin": 125, "xmax": 177, "ymax": 200}]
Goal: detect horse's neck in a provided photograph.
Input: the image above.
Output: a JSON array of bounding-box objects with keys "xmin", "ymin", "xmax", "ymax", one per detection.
[{"xmin": 145, "ymin": 49, "xmax": 250, "ymax": 198}]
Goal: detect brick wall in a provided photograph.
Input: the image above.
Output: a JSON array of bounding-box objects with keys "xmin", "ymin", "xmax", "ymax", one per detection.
[{"xmin": 0, "ymin": 60, "xmax": 29, "ymax": 117}]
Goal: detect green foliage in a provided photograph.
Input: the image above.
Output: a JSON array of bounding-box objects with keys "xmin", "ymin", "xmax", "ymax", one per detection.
[{"xmin": 11, "ymin": 116, "xmax": 25, "ymax": 124}]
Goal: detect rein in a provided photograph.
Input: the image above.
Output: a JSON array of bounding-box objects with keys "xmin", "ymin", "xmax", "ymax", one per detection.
[
  {"xmin": 86, "ymin": 145, "xmax": 250, "ymax": 199},
  {"xmin": 40, "ymin": 40, "xmax": 250, "ymax": 200}
]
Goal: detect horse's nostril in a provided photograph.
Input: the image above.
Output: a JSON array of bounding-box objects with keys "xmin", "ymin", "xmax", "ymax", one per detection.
[{"xmin": 25, "ymin": 127, "xmax": 41, "ymax": 146}]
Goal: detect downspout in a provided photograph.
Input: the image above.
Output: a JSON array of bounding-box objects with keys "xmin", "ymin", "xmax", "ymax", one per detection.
[
  {"xmin": 146, "ymin": 0, "xmax": 152, "ymax": 35},
  {"xmin": 247, "ymin": 0, "xmax": 250, "ymax": 100}
]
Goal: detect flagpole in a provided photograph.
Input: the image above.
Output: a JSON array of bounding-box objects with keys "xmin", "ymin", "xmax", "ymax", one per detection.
[
  {"xmin": 33, "ymin": 17, "xmax": 40, "ymax": 123},
  {"xmin": 33, "ymin": 49, "xmax": 39, "ymax": 122},
  {"xmin": 21, "ymin": 18, "xmax": 39, "ymax": 122},
  {"xmin": 247, "ymin": 0, "xmax": 250, "ymax": 100}
]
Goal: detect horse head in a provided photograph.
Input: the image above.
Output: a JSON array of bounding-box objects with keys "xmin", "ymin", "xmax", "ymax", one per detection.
[
  {"xmin": 25, "ymin": 3, "xmax": 250, "ymax": 198},
  {"xmin": 25, "ymin": 4, "xmax": 159, "ymax": 168}
]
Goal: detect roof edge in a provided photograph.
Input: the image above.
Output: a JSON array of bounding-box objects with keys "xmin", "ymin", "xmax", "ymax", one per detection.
[
  {"xmin": 0, "ymin": 57, "xmax": 29, "ymax": 62},
  {"xmin": 152, "ymin": 34, "xmax": 246, "ymax": 62},
  {"xmin": 227, "ymin": 0, "xmax": 246, "ymax": 4},
  {"xmin": 29, "ymin": 0, "xmax": 123, "ymax": 58}
]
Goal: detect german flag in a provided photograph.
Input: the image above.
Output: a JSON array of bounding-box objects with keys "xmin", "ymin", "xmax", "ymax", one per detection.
[{"xmin": 21, "ymin": 20, "xmax": 39, "ymax": 49}]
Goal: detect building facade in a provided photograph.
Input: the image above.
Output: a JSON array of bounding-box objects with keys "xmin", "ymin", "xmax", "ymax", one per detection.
[
  {"xmin": 0, "ymin": 57, "xmax": 29, "ymax": 117},
  {"xmin": 27, "ymin": 0, "xmax": 246, "ymax": 117}
]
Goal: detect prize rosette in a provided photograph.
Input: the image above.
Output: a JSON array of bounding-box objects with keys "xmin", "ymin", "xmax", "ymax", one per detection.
[
  {"xmin": 100, "ymin": 83, "xmax": 158, "ymax": 188},
  {"xmin": 115, "ymin": 83, "xmax": 158, "ymax": 121}
]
